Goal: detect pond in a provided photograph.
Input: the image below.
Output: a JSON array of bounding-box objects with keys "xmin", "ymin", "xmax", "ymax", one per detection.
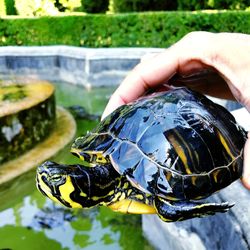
[{"xmin": 0, "ymin": 82, "xmax": 153, "ymax": 250}]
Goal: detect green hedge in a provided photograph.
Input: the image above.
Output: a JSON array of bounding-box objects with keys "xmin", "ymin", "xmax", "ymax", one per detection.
[
  {"xmin": 4, "ymin": 0, "xmax": 17, "ymax": 15},
  {"xmin": 112, "ymin": 0, "xmax": 178, "ymax": 12},
  {"xmin": 112, "ymin": 0, "xmax": 250, "ymax": 12},
  {"xmin": 81, "ymin": 0, "xmax": 109, "ymax": 13},
  {"xmin": 0, "ymin": 11, "xmax": 250, "ymax": 47}
]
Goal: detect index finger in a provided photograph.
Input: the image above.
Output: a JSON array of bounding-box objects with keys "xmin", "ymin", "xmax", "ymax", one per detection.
[{"xmin": 101, "ymin": 49, "xmax": 179, "ymax": 119}]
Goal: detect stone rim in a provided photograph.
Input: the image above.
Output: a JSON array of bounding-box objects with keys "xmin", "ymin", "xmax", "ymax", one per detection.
[{"xmin": 0, "ymin": 106, "xmax": 76, "ymax": 185}]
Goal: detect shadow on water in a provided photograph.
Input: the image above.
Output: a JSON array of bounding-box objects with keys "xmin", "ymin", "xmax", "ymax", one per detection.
[{"xmin": 0, "ymin": 82, "xmax": 153, "ymax": 250}]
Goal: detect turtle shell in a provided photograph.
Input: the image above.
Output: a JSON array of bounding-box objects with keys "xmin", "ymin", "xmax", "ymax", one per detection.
[{"xmin": 76, "ymin": 88, "xmax": 247, "ymax": 201}]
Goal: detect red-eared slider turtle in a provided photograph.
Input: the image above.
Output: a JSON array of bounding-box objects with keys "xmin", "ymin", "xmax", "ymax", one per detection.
[{"xmin": 36, "ymin": 88, "xmax": 247, "ymax": 222}]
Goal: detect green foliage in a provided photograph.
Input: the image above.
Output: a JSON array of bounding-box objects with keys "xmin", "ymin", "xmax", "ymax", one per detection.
[
  {"xmin": 207, "ymin": 0, "xmax": 250, "ymax": 9},
  {"xmin": 112, "ymin": 0, "xmax": 250, "ymax": 12},
  {"xmin": 0, "ymin": 11, "xmax": 249, "ymax": 47},
  {"xmin": 4, "ymin": 0, "xmax": 17, "ymax": 15},
  {"xmin": 81, "ymin": 0, "xmax": 109, "ymax": 13},
  {"xmin": 177, "ymin": 0, "xmax": 207, "ymax": 10},
  {"xmin": 177, "ymin": 0, "xmax": 250, "ymax": 10}
]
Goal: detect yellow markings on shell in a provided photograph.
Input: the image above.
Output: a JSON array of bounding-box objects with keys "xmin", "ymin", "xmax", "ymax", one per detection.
[
  {"xmin": 175, "ymin": 129, "xmax": 195, "ymax": 174},
  {"xmin": 37, "ymin": 175, "xmax": 61, "ymax": 204},
  {"xmin": 71, "ymin": 148, "xmax": 109, "ymax": 165},
  {"xmin": 166, "ymin": 172, "xmax": 172, "ymax": 181},
  {"xmin": 212, "ymin": 169, "xmax": 220, "ymax": 183},
  {"xmin": 217, "ymin": 131, "xmax": 235, "ymax": 160},
  {"xmin": 168, "ymin": 133, "xmax": 192, "ymax": 175},
  {"xmin": 191, "ymin": 176, "xmax": 197, "ymax": 186},
  {"xmin": 108, "ymin": 199, "xmax": 156, "ymax": 214},
  {"xmin": 59, "ymin": 176, "xmax": 82, "ymax": 208}
]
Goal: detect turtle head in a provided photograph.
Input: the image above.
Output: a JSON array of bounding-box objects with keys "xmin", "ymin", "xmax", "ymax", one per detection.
[
  {"xmin": 36, "ymin": 161, "xmax": 119, "ymax": 209},
  {"xmin": 36, "ymin": 161, "xmax": 92, "ymax": 208},
  {"xmin": 70, "ymin": 132, "xmax": 113, "ymax": 165}
]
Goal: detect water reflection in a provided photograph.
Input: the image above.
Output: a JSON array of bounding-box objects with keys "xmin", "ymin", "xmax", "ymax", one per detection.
[{"xmin": 0, "ymin": 187, "xmax": 150, "ymax": 250}]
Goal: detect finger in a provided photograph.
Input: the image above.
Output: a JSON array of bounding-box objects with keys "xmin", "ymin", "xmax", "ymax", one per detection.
[
  {"xmin": 242, "ymin": 133, "xmax": 250, "ymax": 190},
  {"xmin": 140, "ymin": 52, "xmax": 158, "ymax": 63},
  {"xmin": 102, "ymin": 32, "xmax": 217, "ymax": 119},
  {"xmin": 102, "ymin": 49, "xmax": 180, "ymax": 119},
  {"xmin": 169, "ymin": 69, "xmax": 235, "ymax": 100},
  {"xmin": 101, "ymin": 93, "xmax": 128, "ymax": 120}
]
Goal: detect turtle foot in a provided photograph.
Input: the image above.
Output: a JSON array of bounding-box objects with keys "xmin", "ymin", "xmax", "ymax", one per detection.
[{"xmin": 154, "ymin": 197, "xmax": 235, "ymax": 222}]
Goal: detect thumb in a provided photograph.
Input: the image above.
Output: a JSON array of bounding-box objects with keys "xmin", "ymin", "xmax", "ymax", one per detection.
[{"xmin": 242, "ymin": 132, "xmax": 250, "ymax": 189}]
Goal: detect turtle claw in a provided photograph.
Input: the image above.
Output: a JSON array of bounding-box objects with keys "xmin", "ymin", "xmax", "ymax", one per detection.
[
  {"xmin": 208, "ymin": 201, "xmax": 235, "ymax": 214},
  {"xmin": 192, "ymin": 201, "xmax": 235, "ymax": 218}
]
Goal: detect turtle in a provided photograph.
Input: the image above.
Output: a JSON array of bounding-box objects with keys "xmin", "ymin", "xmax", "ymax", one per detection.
[{"xmin": 36, "ymin": 87, "xmax": 247, "ymax": 222}]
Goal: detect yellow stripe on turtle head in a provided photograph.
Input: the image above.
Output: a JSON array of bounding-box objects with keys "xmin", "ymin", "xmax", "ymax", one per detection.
[
  {"xmin": 58, "ymin": 176, "xmax": 83, "ymax": 208},
  {"xmin": 37, "ymin": 174, "xmax": 83, "ymax": 208},
  {"xmin": 37, "ymin": 174, "xmax": 61, "ymax": 204}
]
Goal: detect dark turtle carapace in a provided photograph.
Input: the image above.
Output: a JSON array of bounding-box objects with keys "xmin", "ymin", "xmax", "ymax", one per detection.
[{"xmin": 36, "ymin": 88, "xmax": 246, "ymax": 222}]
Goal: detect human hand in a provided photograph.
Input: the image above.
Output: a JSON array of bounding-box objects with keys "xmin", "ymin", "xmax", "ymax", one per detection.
[{"xmin": 102, "ymin": 31, "xmax": 250, "ymax": 189}]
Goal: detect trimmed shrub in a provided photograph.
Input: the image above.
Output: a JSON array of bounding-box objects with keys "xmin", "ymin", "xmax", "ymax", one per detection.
[
  {"xmin": 4, "ymin": 0, "xmax": 17, "ymax": 15},
  {"xmin": 177, "ymin": 0, "xmax": 207, "ymax": 10},
  {"xmin": 112, "ymin": 0, "xmax": 250, "ymax": 12},
  {"xmin": 207, "ymin": 0, "xmax": 250, "ymax": 10},
  {"xmin": 81, "ymin": 0, "xmax": 109, "ymax": 13},
  {"xmin": 0, "ymin": 11, "xmax": 249, "ymax": 47},
  {"xmin": 113, "ymin": 0, "xmax": 177, "ymax": 12}
]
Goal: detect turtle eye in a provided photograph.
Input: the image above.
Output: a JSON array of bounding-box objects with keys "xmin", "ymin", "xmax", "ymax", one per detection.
[{"xmin": 50, "ymin": 174, "xmax": 62, "ymax": 182}]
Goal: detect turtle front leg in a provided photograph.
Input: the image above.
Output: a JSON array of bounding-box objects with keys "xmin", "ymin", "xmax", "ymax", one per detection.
[{"xmin": 154, "ymin": 197, "xmax": 234, "ymax": 222}]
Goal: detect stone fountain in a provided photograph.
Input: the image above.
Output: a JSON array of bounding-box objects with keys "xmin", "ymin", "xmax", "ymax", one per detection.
[{"xmin": 0, "ymin": 80, "xmax": 76, "ymax": 185}]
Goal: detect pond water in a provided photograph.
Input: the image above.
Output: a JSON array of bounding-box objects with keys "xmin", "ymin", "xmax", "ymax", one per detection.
[{"xmin": 0, "ymin": 82, "xmax": 153, "ymax": 250}]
